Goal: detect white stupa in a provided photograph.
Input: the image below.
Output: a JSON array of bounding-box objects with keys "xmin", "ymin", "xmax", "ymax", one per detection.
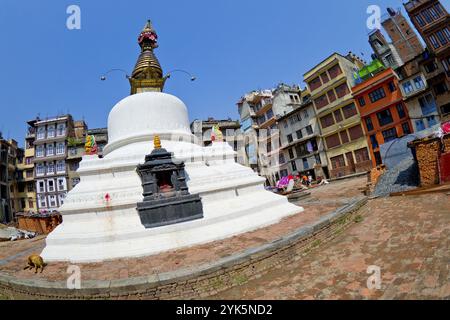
[{"xmin": 41, "ymin": 21, "xmax": 302, "ymax": 263}]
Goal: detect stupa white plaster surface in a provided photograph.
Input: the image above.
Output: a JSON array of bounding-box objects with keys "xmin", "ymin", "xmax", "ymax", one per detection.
[{"xmin": 41, "ymin": 92, "xmax": 303, "ymax": 263}]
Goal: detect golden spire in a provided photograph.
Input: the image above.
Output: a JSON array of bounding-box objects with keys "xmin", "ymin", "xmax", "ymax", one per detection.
[
  {"xmin": 130, "ymin": 20, "xmax": 166, "ymax": 94},
  {"xmin": 153, "ymin": 135, "xmax": 161, "ymax": 149}
]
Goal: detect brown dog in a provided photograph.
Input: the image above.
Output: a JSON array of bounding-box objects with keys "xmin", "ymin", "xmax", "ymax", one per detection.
[{"xmin": 23, "ymin": 255, "xmax": 45, "ymax": 273}]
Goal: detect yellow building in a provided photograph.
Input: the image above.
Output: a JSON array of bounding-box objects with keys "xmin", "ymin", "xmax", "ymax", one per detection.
[{"xmin": 304, "ymin": 52, "xmax": 372, "ymax": 178}]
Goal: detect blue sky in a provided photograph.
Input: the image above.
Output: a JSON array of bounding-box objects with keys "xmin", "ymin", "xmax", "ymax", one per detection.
[{"xmin": 0, "ymin": 0, "xmax": 447, "ymax": 146}]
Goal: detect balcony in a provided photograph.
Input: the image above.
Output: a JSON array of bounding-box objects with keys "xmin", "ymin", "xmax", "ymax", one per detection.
[{"xmin": 404, "ymin": 0, "xmax": 432, "ymax": 13}]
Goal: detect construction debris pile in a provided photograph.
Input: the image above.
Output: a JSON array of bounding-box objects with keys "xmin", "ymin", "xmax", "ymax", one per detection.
[
  {"xmin": 0, "ymin": 226, "xmax": 37, "ymax": 242},
  {"xmin": 372, "ymin": 156, "xmax": 419, "ymax": 197}
]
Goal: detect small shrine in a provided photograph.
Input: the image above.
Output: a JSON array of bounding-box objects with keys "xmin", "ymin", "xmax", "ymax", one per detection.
[{"xmin": 136, "ymin": 135, "xmax": 204, "ymax": 228}]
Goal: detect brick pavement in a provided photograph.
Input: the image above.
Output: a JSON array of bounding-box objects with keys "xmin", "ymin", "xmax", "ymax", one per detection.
[
  {"xmin": 213, "ymin": 193, "xmax": 450, "ymax": 299},
  {"xmin": 0, "ymin": 177, "xmax": 366, "ymax": 283}
]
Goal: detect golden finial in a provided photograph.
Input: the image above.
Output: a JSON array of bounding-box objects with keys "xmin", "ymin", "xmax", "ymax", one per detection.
[{"xmin": 153, "ymin": 135, "xmax": 161, "ymax": 149}]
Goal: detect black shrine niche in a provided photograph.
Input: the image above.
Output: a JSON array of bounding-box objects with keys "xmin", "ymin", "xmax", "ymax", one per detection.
[{"xmin": 136, "ymin": 144, "xmax": 204, "ymax": 228}]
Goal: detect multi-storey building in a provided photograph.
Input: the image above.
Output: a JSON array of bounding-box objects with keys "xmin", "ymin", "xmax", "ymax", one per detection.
[
  {"xmin": 369, "ymin": 29, "xmax": 404, "ymax": 69},
  {"xmin": 190, "ymin": 118, "xmax": 241, "ymax": 149},
  {"xmin": 382, "ymin": 8, "xmax": 425, "ymax": 63},
  {"xmin": 0, "ymin": 137, "xmax": 23, "ymax": 223},
  {"xmin": 29, "ymin": 115, "xmax": 77, "ymax": 212},
  {"xmin": 236, "ymin": 85, "xmax": 297, "ymax": 184},
  {"xmin": 396, "ymin": 54, "xmax": 440, "ymax": 132},
  {"xmin": 303, "ymin": 52, "xmax": 372, "ymax": 178},
  {"xmin": 404, "ymin": 0, "xmax": 450, "ymax": 119},
  {"xmin": 277, "ymin": 89, "xmax": 329, "ymax": 180},
  {"xmin": 353, "ymin": 65, "xmax": 414, "ymax": 167}
]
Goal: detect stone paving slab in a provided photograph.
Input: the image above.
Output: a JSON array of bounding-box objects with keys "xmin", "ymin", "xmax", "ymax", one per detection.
[
  {"xmin": 0, "ymin": 177, "xmax": 367, "ymax": 284},
  {"xmin": 213, "ymin": 192, "xmax": 450, "ymax": 300}
]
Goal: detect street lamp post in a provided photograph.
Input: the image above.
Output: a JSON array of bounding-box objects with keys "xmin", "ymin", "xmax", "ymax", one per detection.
[{"xmin": 100, "ymin": 68, "xmax": 196, "ymax": 82}]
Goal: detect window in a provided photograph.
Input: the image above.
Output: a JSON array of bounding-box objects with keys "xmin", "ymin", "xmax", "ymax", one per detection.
[
  {"xmin": 327, "ymin": 90, "xmax": 337, "ymax": 103},
  {"xmin": 402, "ymin": 81, "xmax": 414, "ymax": 94},
  {"xmin": 47, "ymin": 144, "xmax": 54, "ymax": 156},
  {"xmin": 334, "ymin": 110, "xmax": 343, "ymax": 123},
  {"xmin": 435, "ymin": 30, "xmax": 448, "ymax": 46},
  {"xmin": 37, "ymin": 127, "xmax": 46, "ymax": 140},
  {"xmin": 325, "ymin": 134, "xmax": 340, "ymax": 149},
  {"xmin": 36, "ymin": 145, "xmax": 44, "ymax": 157},
  {"xmin": 365, "ymin": 117, "xmax": 374, "ymax": 132},
  {"xmin": 58, "ymin": 193, "xmax": 66, "ymax": 206},
  {"xmin": 38, "ymin": 180, "xmax": 45, "ymax": 193},
  {"xmin": 382, "ymin": 127, "xmax": 398, "ymax": 142},
  {"xmin": 340, "ymin": 131, "xmax": 349, "ymax": 144},
  {"xmin": 57, "ymin": 123, "xmax": 66, "ymax": 136},
  {"xmin": 385, "ymin": 54, "xmax": 395, "ymax": 67},
  {"xmin": 288, "ymin": 148, "xmax": 295, "ymax": 159},
  {"xmin": 415, "ymin": 119, "xmax": 426, "ymax": 131},
  {"xmin": 302, "ymin": 158, "xmax": 309, "ymax": 170},
  {"xmin": 369, "ymin": 87, "xmax": 386, "ymax": 103},
  {"xmin": 370, "ymin": 135, "xmax": 379, "ymax": 149},
  {"xmin": 56, "ymin": 160, "xmax": 65, "ymax": 173},
  {"xmin": 348, "ymin": 125, "xmax": 364, "ymax": 141},
  {"xmin": 342, "ymin": 103, "xmax": 357, "ymax": 119},
  {"xmin": 434, "ymin": 82, "xmax": 448, "ymax": 95},
  {"xmin": 47, "ymin": 179, "xmax": 55, "ymax": 192},
  {"xmin": 354, "ymin": 148, "xmax": 370, "ymax": 163},
  {"xmin": 49, "ymin": 195, "xmax": 57, "ymax": 208},
  {"xmin": 396, "ymin": 104, "xmax": 406, "ymax": 119},
  {"xmin": 305, "ymin": 126, "xmax": 313, "ymax": 135},
  {"xmin": 320, "ymin": 114, "xmax": 335, "ymax": 129},
  {"xmin": 388, "ymin": 81, "xmax": 396, "ymax": 92},
  {"xmin": 70, "ymin": 162, "xmax": 79, "ymax": 171},
  {"xmin": 266, "ymin": 108, "xmax": 274, "ymax": 119},
  {"xmin": 296, "ymin": 130, "xmax": 303, "ymax": 140},
  {"xmin": 314, "ymin": 94, "xmax": 329, "ymax": 110},
  {"xmin": 377, "ymin": 109, "xmax": 394, "ymax": 127},
  {"xmin": 283, "ymin": 120, "xmax": 288, "ymax": 129},
  {"xmin": 47, "ymin": 162, "xmax": 54, "ymax": 175},
  {"xmin": 308, "ymin": 77, "xmax": 322, "ymax": 91},
  {"xmin": 328, "ymin": 64, "xmax": 342, "ymax": 79},
  {"xmin": 296, "ymin": 113, "xmax": 302, "ymax": 122},
  {"xmin": 402, "ymin": 122, "xmax": 411, "ymax": 135},
  {"xmin": 320, "ymin": 72, "xmax": 330, "ymax": 85},
  {"xmin": 303, "ymin": 110, "xmax": 309, "ymax": 119},
  {"xmin": 36, "ymin": 163, "xmax": 45, "ymax": 176},
  {"xmin": 443, "ymin": 27, "xmax": 450, "ymax": 42},
  {"xmin": 429, "ymin": 34, "xmax": 440, "ymax": 49},
  {"xmin": 427, "ymin": 116, "xmax": 437, "ymax": 127},
  {"xmin": 419, "ymin": 94, "xmax": 437, "ymax": 115},
  {"xmin": 422, "ymin": 10, "xmax": 433, "ymax": 23},
  {"xmin": 26, "ymin": 170, "xmax": 33, "ymax": 178},
  {"xmin": 58, "ymin": 177, "xmax": 66, "ymax": 191},
  {"xmin": 280, "ymin": 169, "xmax": 288, "ymax": 178},
  {"xmin": 424, "ymin": 62, "xmax": 437, "ymax": 73},
  {"xmin": 314, "ymin": 154, "xmax": 322, "ymax": 165},
  {"xmin": 413, "ymin": 76, "xmax": 425, "ymax": 90},
  {"xmin": 335, "ymin": 83, "xmax": 349, "ymax": 98},
  {"xmin": 39, "ymin": 195, "xmax": 47, "ymax": 208},
  {"xmin": 47, "ymin": 125, "xmax": 55, "ymax": 138},
  {"xmin": 291, "ymin": 161, "xmax": 297, "ymax": 172},
  {"xmin": 358, "ymin": 96, "xmax": 366, "ymax": 107},
  {"xmin": 56, "ymin": 142, "xmax": 65, "ymax": 155},
  {"xmin": 415, "ymin": 14, "xmax": 426, "ymax": 27},
  {"xmin": 330, "ymin": 155, "xmax": 345, "ymax": 169},
  {"xmin": 287, "ymin": 134, "xmax": 293, "ymax": 143}
]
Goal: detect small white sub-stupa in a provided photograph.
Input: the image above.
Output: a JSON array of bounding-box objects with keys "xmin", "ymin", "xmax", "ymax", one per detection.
[{"xmin": 41, "ymin": 20, "xmax": 302, "ymax": 263}]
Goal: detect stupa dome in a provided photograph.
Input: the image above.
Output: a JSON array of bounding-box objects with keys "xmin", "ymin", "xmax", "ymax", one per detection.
[{"xmin": 105, "ymin": 92, "xmax": 192, "ymax": 154}]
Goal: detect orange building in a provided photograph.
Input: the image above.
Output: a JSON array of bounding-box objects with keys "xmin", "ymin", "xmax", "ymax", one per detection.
[{"xmin": 352, "ymin": 67, "xmax": 414, "ymax": 167}]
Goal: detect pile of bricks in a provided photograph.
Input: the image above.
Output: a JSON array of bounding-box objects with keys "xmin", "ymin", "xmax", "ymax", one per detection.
[
  {"xmin": 16, "ymin": 213, "xmax": 62, "ymax": 234},
  {"xmin": 408, "ymin": 133, "xmax": 450, "ymax": 187}
]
